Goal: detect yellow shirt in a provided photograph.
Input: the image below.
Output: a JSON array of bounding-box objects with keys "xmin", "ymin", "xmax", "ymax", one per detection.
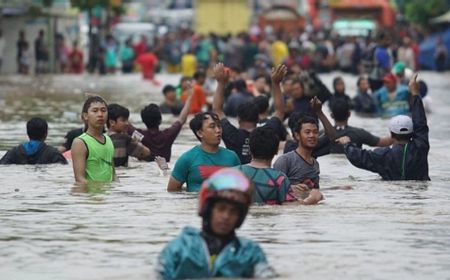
[{"xmin": 181, "ymin": 54, "xmax": 197, "ymax": 77}]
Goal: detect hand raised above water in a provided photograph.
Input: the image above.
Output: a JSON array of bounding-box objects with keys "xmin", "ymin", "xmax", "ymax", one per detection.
[
  {"xmin": 271, "ymin": 64, "xmax": 287, "ymax": 84},
  {"xmin": 310, "ymin": 96, "xmax": 322, "ymax": 112},
  {"xmin": 408, "ymin": 73, "xmax": 420, "ymax": 96},
  {"xmin": 213, "ymin": 62, "xmax": 230, "ymax": 84}
]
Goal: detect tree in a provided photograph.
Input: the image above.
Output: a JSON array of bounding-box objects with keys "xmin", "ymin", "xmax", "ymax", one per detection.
[{"xmin": 404, "ymin": 0, "xmax": 450, "ymax": 27}]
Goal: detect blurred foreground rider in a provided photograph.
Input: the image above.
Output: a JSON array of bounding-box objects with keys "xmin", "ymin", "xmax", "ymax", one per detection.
[{"xmin": 157, "ymin": 168, "xmax": 276, "ymax": 279}]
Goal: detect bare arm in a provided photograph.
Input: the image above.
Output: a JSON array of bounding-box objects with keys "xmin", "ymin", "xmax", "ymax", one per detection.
[
  {"xmin": 311, "ymin": 97, "xmax": 337, "ymax": 141},
  {"xmin": 71, "ymin": 138, "xmax": 88, "ymax": 185},
  {"xmin": 212, "ymin": 63, "xmax": 229, "ymax": 120},
  {"xmin": 135, "ymin": 143, "xmax": 151, "ymax": 159},
  {"xmin": 271, "ymin": 64, "xmax": 287, "ymax": 121},
  {"xmin": 167, "ymin": 176, "xmax": 183, "ymax": 192},
  {"xmin": 377, "ymin": 136, "xmax": 394, "ymax": 147},
  {"xmin": 177, "ymin": 81, "xmax": 194, "ymax": 125}
]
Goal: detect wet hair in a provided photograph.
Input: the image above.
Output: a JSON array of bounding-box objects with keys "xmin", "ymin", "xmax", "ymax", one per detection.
[
  {"xmin": 162, "ymin": 85, "xmax": 176, "ymax": 96},
  {"xmin": 390, "ymin": 132, "xmax": 413, "ymax": 142},
  {"xmin": 82, "ymin": 96, "xmax": 108, "ymax": 114},
  {"xmin": 107, "ymin": 103, "xmax": 130, "ymax": 128},
  {"xmin": 356, "ymin": 76, "xmax": 367, "ymax": 87},
  {"xmin": 27, "ymin": 117, "xmax": 48, "ymax": 141},
  {"xmin": 330, "ymin": 99, "xmax": 350, "ymax": 122},
  {"xmin": 237, "ymin": 102, "xmax": 259, "ymax": 123},
  {"xmin": 294, "ymin": 116, "xmax": 319, "ymax": 133},
  {"xmin": 234, "ymin": 79, "xmax": 248, "ymax": 92},
  {"xmin": 291, "ymin": 78, "xmax": 303, "ymax": 87},
  {"xmin": 189, "ymin": 112, "xmax": 220, "ymax": 142},
  {"xmin": 254, "ymin": 95, "xmax": 269, "ymax": 114},
  {"xmin": 141, "ymin": 103, "xmax": 162, "ymax": 129},
  {"xmin": 249, "ymin": 127, "xmax": 280, "ymax": 161},
  {"xmin": 288, "ymin": 111, "xmax": 310, "ymax": 135},
  {"xmin": 193, "ymin": 70, "xmax": 206, "ymax": 80}
]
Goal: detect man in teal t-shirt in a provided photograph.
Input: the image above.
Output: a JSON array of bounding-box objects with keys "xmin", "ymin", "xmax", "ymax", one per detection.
[{"xmin": 167, "ymin": 112, "xmax": 240, "ymax": 192}]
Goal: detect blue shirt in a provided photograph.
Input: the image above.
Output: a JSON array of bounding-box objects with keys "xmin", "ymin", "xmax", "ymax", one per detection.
[
  {"xmin": 374, "ymin": 84, "xmax": 410, "ymax": 117},
  {"xmin": 156, "ymin": 226, "xmax": 275, "ymax": 279}
]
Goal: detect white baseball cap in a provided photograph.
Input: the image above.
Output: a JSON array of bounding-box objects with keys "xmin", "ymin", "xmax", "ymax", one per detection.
[{"xmin": 389, "ymin": 115, "xmax": 413, "ymax": 134}]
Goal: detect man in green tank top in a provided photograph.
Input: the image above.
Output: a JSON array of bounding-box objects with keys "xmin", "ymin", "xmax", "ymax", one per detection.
[{"xmin": 72, "ymin": 96, "xmax": 116, "ymax": 184}]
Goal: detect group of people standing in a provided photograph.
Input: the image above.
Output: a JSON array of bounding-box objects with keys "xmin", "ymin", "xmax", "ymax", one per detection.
[
  {"xmin": 15, "ymin": 29, "xmax": 83, "ymax": 75},
  {"xmin": 0, "ymin": 52, "xmax": 430, "ymax": 277}
]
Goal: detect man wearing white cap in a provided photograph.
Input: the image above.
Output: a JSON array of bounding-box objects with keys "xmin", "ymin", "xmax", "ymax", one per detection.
[{"xmin": 336, "ymin": 74, "xmax": 429, "ymax": 180}]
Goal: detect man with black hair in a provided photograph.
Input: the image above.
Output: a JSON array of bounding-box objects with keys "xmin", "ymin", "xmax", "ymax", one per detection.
[
  {"xmin": 130, "ymin": 82, "xmax": 194, "ymax": 162},
  {"xmin": 273, "ymin": 97, "xmax": 336, "ymax": 205},
  {"xmin": 224, "ymin": 79, "xmax": 254, "ymax": 117},
  {"xmin": 337, "ymin": 74, "xmax": 430, "ymax": 180},
  {"xmin": 181, "ymin": 70, "xmax": 207, "ymax": 114},
  {"xmin": 284, "ymin": 99, "xmax": 391, "ymax": 156},
  {"xmin": 237, "ymin": 127, "xmax": 295, "ymax": 205},
  {"xmin": 313, "ymin": 98, "xmax": 392, "ymax": 156},
  {"xmin": 254, "ymin": 95, "xmax": 270, "ymax": 126},
  {"xmin": 1, "ymin": 117, "xmax": 67, "ymax": 164},
  {"xmin": 107, "ymin": 104, "xmax": 150, "ymax": 167},
  {"xmin": 368, "ymin": 30, "xmax": 392, "ymax": 92},
  {"xmin": 159, "ymin": 85, "xmax": 183, "ymax": 115},
  {"xmin": 167, "ymin": 112, "xmax": 240, "ymax": 192},
  {"xmin": 213, "ymin": 63, "xmax": 288, "ymax": 164}
]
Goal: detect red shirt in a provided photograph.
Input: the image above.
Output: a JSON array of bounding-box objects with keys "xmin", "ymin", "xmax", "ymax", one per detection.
[
  {"xmin": 69, "ymin": 49, "xmax": 83, "ymax": 73},
  {"xmin": 136, "ymin": 53, "xmax": 158, "ymax": 79}
]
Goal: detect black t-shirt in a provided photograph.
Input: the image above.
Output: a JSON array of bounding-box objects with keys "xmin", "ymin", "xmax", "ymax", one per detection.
[
  {"xmin": 284, "ymin": 125, "xmax": 379, "ymax": 157},
  {"xmin": 221, "ymin": 117, "xmax": 286, "ymax": 164},
  {"xmin": 63, "ymin": 128, "xmax": 84, "ymax": 150}
]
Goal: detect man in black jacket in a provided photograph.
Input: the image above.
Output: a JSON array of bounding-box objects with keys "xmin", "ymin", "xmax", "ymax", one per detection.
[
  {"xmin": 336, "ymin": 74, "xmax": 429, "ymax": 180},
  {"xmin": 0, "ymin": 118, "xmax": 67, "ymax": 165}
]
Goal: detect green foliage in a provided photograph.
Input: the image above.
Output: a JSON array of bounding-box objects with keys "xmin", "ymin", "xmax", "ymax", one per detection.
[{"xmin": 405, "ymin": 0, "xmax": 449, "ymax": 26}]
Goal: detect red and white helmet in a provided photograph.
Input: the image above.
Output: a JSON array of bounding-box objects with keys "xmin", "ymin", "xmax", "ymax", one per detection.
[{"xmin": 198, "ymin": 168, "xmax": 253, "ymax": 228}]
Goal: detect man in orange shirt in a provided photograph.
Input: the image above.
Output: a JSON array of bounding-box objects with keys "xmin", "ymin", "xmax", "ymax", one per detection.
[{"xmin": 181, "ymin": 70, "xmax": 207, "ymax": 114}]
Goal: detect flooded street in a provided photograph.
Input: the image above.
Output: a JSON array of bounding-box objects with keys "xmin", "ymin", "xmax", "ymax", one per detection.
[{"xmin": 1, "ymin": 72, "xmax": 450, "ymax": 279}]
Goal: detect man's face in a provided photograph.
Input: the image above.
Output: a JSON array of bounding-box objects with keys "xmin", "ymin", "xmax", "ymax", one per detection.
[
  {"xmin": 254, "ymin": 77, "xmax": 267, "ymax": 92},
  {"xmin": 165, "ymin": 90, "xmax": 177, "ymax": 102},
  {"xmin": 384, "ymin": 81, "xmax": 396, "ymax": 92},
  {"xmin": 210, "ymin": 201, "xmax": 240, "ymax": 236},
  {"xmin": 109, "ymin": 116, "xmax": 129, "ymax": 133},
  {"xmin": 291, "ymin": 82, "xmax": 304, "ymax": 99},
  {"xmin": 84, "ymin": 102, "xmax": 107, "ymax": 130},
  {"xmin": 358, "ymin": 79, "xmax": 369, "ymax": 93},
  {"xmin": 296, "ymin": 123, "xmax": 319, "ymax": 150},
  {"xmin": 282, "ymin": 80, "xmax": 293, "ymax": 95},
  {"xmin": 198, "ymin": 116, "xmax": 222, "ymax": 146}
]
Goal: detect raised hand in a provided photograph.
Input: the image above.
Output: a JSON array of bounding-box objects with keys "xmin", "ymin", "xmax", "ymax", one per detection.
[
  {"xmin": 271, "ymin": 64, "xmax": 287, "ymax": 84},
  {"xmin": 408, "ymin": 73, "xmax": 420, "ymax": 96},
  {"xmin": 310, "ymin": 96, "xmax": 322, "ymax": 112},
  {"xmin": 213, "ymin": 63, "xmax": 229, "ymax": 84}
]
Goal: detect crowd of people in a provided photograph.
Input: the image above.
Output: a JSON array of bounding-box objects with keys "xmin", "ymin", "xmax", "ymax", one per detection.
[
  {"xmin": 1, "ymin": 26, "xmax": 433, "ymax": 279},
  {"xmin": 9, "ymin": 23, "xmax": 449, "ymax": 77}
]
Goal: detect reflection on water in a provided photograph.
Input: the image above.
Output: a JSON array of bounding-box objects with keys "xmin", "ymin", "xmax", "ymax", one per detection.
[{"xmin": 1, "ymin": 72, "xmax": 450, "ymax": 279}]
